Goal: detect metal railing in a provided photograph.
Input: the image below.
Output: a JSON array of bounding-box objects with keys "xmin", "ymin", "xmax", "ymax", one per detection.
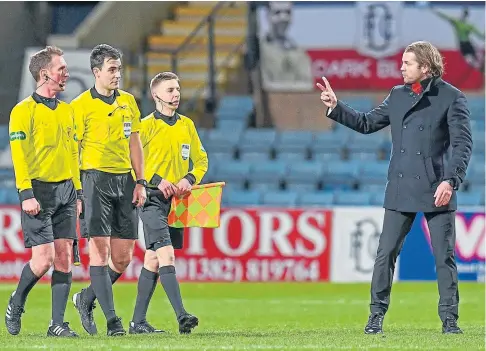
[{"xmin": 141, "ymin": 1, "xmax": 245, "ymax": 115}]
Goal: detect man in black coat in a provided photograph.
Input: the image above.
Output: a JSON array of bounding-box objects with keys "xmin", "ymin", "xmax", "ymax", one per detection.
[{"xmin": 318, "ymin": 41, "xmax": 472, "ymax": 335}]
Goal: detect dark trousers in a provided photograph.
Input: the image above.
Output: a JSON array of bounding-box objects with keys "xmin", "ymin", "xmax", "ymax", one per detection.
[{"xmin": 370, "ymin": 209, "xmax": 459, "ymax": 322}]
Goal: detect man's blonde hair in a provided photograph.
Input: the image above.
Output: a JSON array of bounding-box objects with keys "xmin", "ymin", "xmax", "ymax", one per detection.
[
  {"xmin": 404, "ymin": 41, "xmax": 444, "ymax": 77},
  {"xmin": 150, "ymin": 72, "xmax": 179, "ymax": 91}
]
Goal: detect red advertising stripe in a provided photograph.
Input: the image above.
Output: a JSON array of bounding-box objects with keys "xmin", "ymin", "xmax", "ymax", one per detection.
[
  {"xmin": 307, "ymin": 49, "xmax": 484, "ymax": 91},
  {"xmin": 0, "ymin": 206, "xmax": 332, "ymax": 283},
  {"xmin": 177, "ymin": 208, "xmax": 332, "ymax": 282}
]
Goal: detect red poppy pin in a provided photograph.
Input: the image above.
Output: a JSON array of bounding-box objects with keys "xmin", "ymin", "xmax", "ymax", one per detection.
[{"xmin": 411, "ymin": 82, "xmax": 423, "ymax": 95}]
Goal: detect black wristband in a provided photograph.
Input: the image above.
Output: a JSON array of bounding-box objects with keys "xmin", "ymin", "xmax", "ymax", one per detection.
[
  {"xmin": 19, "ymin": 188, "xmax": 35, "ymax": 202},
  {"xmin": 184, "ymin": 173, "xmax": 196, "ymax": 185},
  {"xmin": 150, "ymin": 174, "xmax": 163, "ymax": 187},
  {"xmin": 136, "ymin": 179, "xmax": 148, "ymax": 187}
]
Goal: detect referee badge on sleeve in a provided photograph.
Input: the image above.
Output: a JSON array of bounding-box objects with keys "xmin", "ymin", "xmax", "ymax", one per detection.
[
  {"xmin": 182, "ymin": 144, "xmax": 190, "ymax": 160},
  {"xmin": 123, "ymin": 121, "xmax": 132, "ymax": 138}
]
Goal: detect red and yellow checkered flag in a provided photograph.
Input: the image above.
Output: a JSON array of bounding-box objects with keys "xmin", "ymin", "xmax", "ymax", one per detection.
[{"xmin": 168, "ymin": 182, "xmax": 225, "ymax": 228}]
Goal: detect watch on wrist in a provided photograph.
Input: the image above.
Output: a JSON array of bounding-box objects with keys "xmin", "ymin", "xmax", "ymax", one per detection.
[
  {"xmin": 136, "ymin": 179, "xmax": 148, "ymax": 187},
  {"xmin": 445, "ymin": 179, "xmax": 455, "ymax": 188}
]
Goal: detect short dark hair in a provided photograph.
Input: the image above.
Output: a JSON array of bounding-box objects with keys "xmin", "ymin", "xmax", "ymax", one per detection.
[
  {"xmin": 150, "ymin": 72, "xmax": 179, "ymax": 91},
  {"xmin": 90, "ymin": 44, "xmax": 122, "ymax": 71},
  {"xmin": 29, "ymin": 46, "xmax": 64, "ymax": 82}
]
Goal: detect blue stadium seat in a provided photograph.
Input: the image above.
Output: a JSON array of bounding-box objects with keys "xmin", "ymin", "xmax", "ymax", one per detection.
[
  {"xmin": 262, "ymin": 191, "xmax": 298, "ymax": 207},
  {"xmin": 196, "ymin": 128, "xmax": 208, "ymax": 144},
  {"xmin": 204, "ymin": 140, "xmax": 236, "ymax": 162},
  {"xmin": 467, "ymin": 96, "xmax": 485, "ymax": 120},
  {"xmin": 215, "ymin": 161, "xmax": 250, "ymax": 190},
  {"xmin": 360, "ymin": 161, "xmax": 389, "ymax": 185},
  {"xmin": 217, "ymin": 96, "xmax": 254, "ymax": 113},
  {"xmin": 274, "ymin": 130, "xmax": 313, "ymax": 161},
  {"xmin": 201, "ymin": 165, "xmax": 218, "ymax": 183},
  {"xmin": 277, "ymin": 131, "xmax": 314, "ymax": 145},
  {"xmin": 207, "ymin": 129, "xmax": 241, "ymax": 147},
  {"xmin": 241, "ymin": 129, "xmax": 277, "ymax": 145},
  {"xmin": 216, "ymin": 119, "xmax": 247, "ymax": 133},
  {"xmin": 370, "ymin": 191, "xmax": 385, "ymax": 206},
  {"xmin": 322, "ymin": 161, "xmax": 360, "ymax": 190},
  {"xmin": 457, "ymin": 192, "xmax": 482, "ymax": 207},
  {"xmin": 311, "ymin": 132, "xmax": 348, "ymax": 160},
  {"xmin": 238, "ymin": 129, "xmax": 276, "ymax": 162},
  {"xmin": 238, "ymin": 144, "xmax": 273, "ymax": 162},
  {"xmin": 248, "ymin": 161, "xmax": 287, "ymax": 192},
  {"xmin": 340, "ymin": 97, "xmax": 374, "ymax": 112},
  {"xmin": 0, "ymin": 125, "xmax": 8, "ymax": 150},
  {"xmin": 465, "ymin": 163, "xmax": 485, "ymax": 184},
  {"xmin": 298, "ymin": 192, "xmax": 334, "ymax": 207},
  {"xmin": 285, "ymin": 161, "xmax": 324, "ymax": 192},
  {"xmin": 224, "ymin": 190, "xmax": 261, "ymax": 206},
  {"xmin": 468, "ymin": 184, "xmax": 485, "ymax": 195},
  {"xmin": 360, "ymin": 183, "xmax": 386, "ymax": 193},
  {"xmin": 347, "ymin": 133, "xmax": 386, "ymax": 152},
  {"xmin": 334, "ymin": 191, "xmax": 372, "ymax": 206},
  {"xmin": 216, "ymin": 96, "xmax": 254, "ymax": 122},
  {"xmin": 0, "ymin": 188, "xmax": 7, "ymax": 204}
]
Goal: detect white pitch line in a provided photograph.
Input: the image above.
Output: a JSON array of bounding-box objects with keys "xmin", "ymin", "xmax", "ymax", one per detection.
[{"xmin": 17, "ymin": 345, "xmax": 476, "ymax": 351}]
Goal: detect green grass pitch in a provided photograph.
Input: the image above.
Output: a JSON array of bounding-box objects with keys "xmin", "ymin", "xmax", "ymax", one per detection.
[{"xmin": 0, "ymin": 282, "xmax": 483, "ymax": 350}]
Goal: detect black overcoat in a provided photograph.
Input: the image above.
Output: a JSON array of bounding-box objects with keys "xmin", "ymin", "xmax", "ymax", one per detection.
[{"xmin": 327, "ymin": 77, "xmax": 473, "ymax": 212}]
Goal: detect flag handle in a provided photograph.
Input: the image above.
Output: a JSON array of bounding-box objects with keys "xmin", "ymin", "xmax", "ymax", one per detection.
[{"xmin": 147, "ymin": 182, "xmax": 225, "ymax": 198}]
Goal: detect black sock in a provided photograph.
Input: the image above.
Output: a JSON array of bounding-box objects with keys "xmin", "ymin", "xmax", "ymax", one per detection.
[
  {"xmin": 13, "ymin": 263, "xmax": 40, "ymax": 306},
  {"xmin": 84, "ymin": 266, "xmax": 122, "ymax": 305},
  {"xmin": 159, "ymin": 265, "xmax": 186, "ymax": 319},
  {"xmin": 89, "ymin": 266, "xmax": 116, "ymax": 321},
  {"xmin": 51, "ymin": 270, "xmax": 72, "ymax": 325},
  {"xmin": 132, "ymin": 268, "xmax": 158, "ymax": 323}
]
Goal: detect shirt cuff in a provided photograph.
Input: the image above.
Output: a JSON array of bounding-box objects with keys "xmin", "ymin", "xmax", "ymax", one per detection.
[
  {"xmin": 150, "ymin": 173, "xmax": 163, "ymax": 187},
  {"xmin": 184, "ymin": 173, "xmax": 196, "ymax": 185},
  {"xmin": 76, "ymin": 189, "xmax": 83, "ymax": 200},
  {"xmin": 326, "ymin": 106, "xmax": 334, "ymax": 116},
  {"xmin": 19, "ymin": 189, "xmax": 35, "ymax": 202}
]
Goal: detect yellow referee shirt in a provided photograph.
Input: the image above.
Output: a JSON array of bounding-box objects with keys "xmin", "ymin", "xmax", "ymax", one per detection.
[
  {"xmin": 9, "ymin": 93, "xmax": 81, "ymax": 200},
  {"xmin": 71, "ymin": 88, "xmax": 141, "ymax": 173},
  {"xmin": 140, "ymin": 111, "xmax": 208, "ymax": 186}
]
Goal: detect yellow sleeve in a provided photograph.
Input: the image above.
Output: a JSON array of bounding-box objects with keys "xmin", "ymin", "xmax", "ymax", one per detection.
[
  {"xmin": 70, "ymin": 98, "xmax": 85, "ymax": 141},
  {"xmin": 188, "ymin": 123, "xmax": 208, "ymax": 184},
  {"xmin": 130, "ymin": 96, "xmax": 141, "ymax": 133},
  {"xmin": 9, "ymin": 104, "xmax": 34, "ymax": 195},
  {"xmin": 69, "ymin": 107, "xmax": 82, "ymax": 191}
]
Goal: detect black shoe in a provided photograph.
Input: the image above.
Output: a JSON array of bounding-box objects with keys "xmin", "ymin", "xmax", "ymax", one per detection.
[
  {"xmin": 47, "ymin": 321, "xmax": 79, "ymax": 337},
  {"xmin": 129, "ymin": 320, "xmax": 165, "ymax": 334},
  {"xmin": 364, "ymin": 313, "xmax": 384, "ymax": 334},
  {"xmin": 442, "ymin": 317, "xmax": 463, "ymax": 334},
  {"xmin": 178, "ymin": 313, "xmax": 199, "ymax": 334},
  {"xmin": 5, "ymin": 292, "xmax": 24, "ymax": 336},
  {"xmin": 107, "ymin": 316, "xmax": 126, "ymax": 336},
  {"xmin": 72, "ymin": 289, "xmax": 97, "ymax": 335}
]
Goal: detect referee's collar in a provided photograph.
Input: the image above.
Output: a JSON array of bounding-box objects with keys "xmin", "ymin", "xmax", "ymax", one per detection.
[
  {"xmin": 31, "ymin": 92, "xmax": 58, "ymax": 110},
  {"xmin": 154, "ymin": 110, "xmax": 180, "ymax": 126},
  {"xmin": 90, "ymin": 87, "xmax": 120, "ymax": 105}
]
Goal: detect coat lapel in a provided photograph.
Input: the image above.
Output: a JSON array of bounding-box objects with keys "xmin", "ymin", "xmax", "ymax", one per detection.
[{"xmin": 399, "ymin": 77, "xmax": 442, "ymax": 123}]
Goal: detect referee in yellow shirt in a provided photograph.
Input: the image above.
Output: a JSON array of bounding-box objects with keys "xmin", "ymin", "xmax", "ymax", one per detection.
[
  {"xmin": 5, "ymin": 46, "xmax": 81, "ymax": 337},
  {"xmin": 129, "ymin": 72, "xmax": 208, "ymax": 335},
  {"xmin": 70, "ymin": 44, "xmax": 146, "ymax": 336}
]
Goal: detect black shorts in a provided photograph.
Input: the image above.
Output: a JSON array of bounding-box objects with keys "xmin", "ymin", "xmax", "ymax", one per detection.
[
  {"xmin": 21, "ymin": 179, "xmax": 77, "ymax": 248},
  {"xmin": 80, "ymin": 170, "xmax": 139, "ymax": 240},
  {"xmin": 460, "ymin": 41, "xmax": 476, "ymax": 58},
  {"xmin": 140, "ymin": 194, "xmax": 184, "ymax": 251}
]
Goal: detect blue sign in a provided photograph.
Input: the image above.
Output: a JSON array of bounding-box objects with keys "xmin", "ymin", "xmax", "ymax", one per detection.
[{"xmin": 399, "ymin": 212, "xmax": 485, "ymax": 282}]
